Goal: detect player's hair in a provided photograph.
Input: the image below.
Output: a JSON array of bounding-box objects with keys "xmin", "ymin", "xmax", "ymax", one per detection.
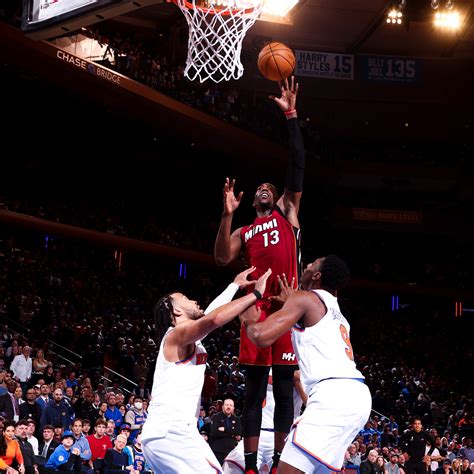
[
  {"xmin": 320, "ymin": 254, "xmax": 350, "ymax": 293},
  {"xmin": 153, "ymin": 293, "xmax": 176, "ymax": 342}
]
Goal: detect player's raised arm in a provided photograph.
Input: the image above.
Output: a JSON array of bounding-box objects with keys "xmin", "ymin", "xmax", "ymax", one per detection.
[{"xmin": 214, "ymin": 177, "xmax": 244, "ymax": 266}]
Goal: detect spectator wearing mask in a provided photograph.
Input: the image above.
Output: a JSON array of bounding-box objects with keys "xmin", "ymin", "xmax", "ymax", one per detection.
[{"xmin": 124, "ymin": 398, "xmax": 145, "ymax": 444}]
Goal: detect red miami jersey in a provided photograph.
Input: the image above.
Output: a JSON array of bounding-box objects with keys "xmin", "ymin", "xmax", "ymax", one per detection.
[
  {"xmin": 240, "ymin": 206, "xmax": 301, "ymax": 299},
  {"xmin": 239, "ymin": 206, "xmax": 301, "ymax": 366}
]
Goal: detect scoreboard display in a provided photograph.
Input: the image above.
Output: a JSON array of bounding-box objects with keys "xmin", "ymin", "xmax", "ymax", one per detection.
[{"xmin": 21, "ymin": 0, "xmax": 161, "ymax": 39}]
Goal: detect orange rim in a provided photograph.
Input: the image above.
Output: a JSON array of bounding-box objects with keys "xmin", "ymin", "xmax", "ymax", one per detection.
[{"xmin": 171, "ymin": 0, "xmax": 257, "ymax": 16}]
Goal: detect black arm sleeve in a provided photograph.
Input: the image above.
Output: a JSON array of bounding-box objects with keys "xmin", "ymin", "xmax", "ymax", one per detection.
[{"xmin": 285, "ymin": 117, "xmax": 305, "ymax": 192}]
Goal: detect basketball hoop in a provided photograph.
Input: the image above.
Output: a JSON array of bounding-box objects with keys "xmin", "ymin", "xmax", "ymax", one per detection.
[{"xmin": 173, "ymin": 0, "xmax": 264, "ymax": 83}]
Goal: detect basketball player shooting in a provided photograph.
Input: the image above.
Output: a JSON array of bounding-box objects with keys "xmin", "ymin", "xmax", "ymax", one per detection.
[{"xmin": 214, "ymin": 76, "xmax": 305, "ymax": 474}]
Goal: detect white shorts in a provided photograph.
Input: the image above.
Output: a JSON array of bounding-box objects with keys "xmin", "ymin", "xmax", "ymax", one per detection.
[
  {"xmin": 142, "ymin": 420, "xmax": 222, "ymax": 473},
  {"xmin": 280, "ymin": 378, "xmax": 371, "ymax": 474},
  {"xmin": 222, "ymin": 429, "xmax": 274, "ymax": 474}
]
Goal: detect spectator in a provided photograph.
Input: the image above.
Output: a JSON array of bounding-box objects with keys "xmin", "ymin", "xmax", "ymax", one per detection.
[
  {"xmin": 10, "ymin": 347, "xmax": 32, "ymax": 396},
  {"xmin": 460, "ymin": 438, "xmax": 474, "ymax": 464},
  {"xmin": 87, "ymin": 418, "xmax": 112, "ymax": 474},
  {"xmin": 132, "ymin": 380, "xmax": 149, "ymax": 402},
  {"xmin": 20, "ymin": 390, "xmax": 42, "ymax": 434},
  {"xmin": 31, "ymin": 350, "xmax": 49, "ymax": 387},
  {"xmin": 129, "ymin": 433, "xmax": 151, "ymax": 474},
  {"xmin": 105, "ymin": 422, "xmax": 116, "ymax": 443},
  {"xmin": 82, "ymin": 420, "xmax": 91, "ymax": 438},
  {"xmin": 124, "ymin": 398, "xmax": 145, "ymax": 443},
  {"xmin": 35, "ymin": 385, "xmax": 51, "ymax": 411},
  {"xmin": 437, "ymin": 459, "xmax": 453, "ymax": 474},
  {"xmin": 209, "ymin": 398, "xmax": 242, "ymax": 465},
  {"xmin": 103, "ymin": 435, "xmax": 135, "ymax": 474},
  {"xmin": 37, "ymin": 425, "xmax": 59, "ymax": 468},
  {"xmin": 104, "ymin": 395, "xmax": 122, "ymax": 434},
  {"xmin": 70, "ymin": 419, "xmax": 92, "ymax": 470},
  {"xmin": 0, "ymin": 380, "xmax": 21, "ymax": 422},
  {"xmin": 15, "ymin": 420, "xmax": 37, "ymax": 474},
  {"xmin": 45, "ymin": 430, "xmax": 82, "ymax": 472},
  {"xmin": 375, "ymin": 456, "xmax": 386, "ymax": 474},
  {"xmin": 0, "ymin": 420, "xmax": 25, "ymax": 473},
  {"xmin": 26, "ymin": 419, "xmax": 39, "ymax": 455},
  {"xmin": 344, "ymin": 443, "xmax": 362, "ymax": 467},
  {"xmin": 461, "ymin": 457, "xmax": 473, "ymax": 474},
  {"xmin": 385, "ymin": 452, "xmax": 403, "ymax": 474},
  {"xmin": 361, "ymin": 449, "xmax": 379, "ymax": 474},
  {"xmin": 40, "ymin": 389, "xmax": 74, "ymax": 430},
  {"xmin": 52, "ymin": 424, "xmax": 64, "ymax": 444}
]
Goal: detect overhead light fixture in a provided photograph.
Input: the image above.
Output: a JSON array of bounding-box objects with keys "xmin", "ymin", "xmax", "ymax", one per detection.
[
  {"xmin": 261, "ymin": 0, "xmax": 299, "ymax": 18},
  {"xmin": 431, "ymin": 0, "xmax": 440, "ymax": 9},
  {"xmin": 386, "ymin": 6, "xmax": 403, "ymax": 24},
  {"xmin": 446, "ymin": 0, "xmax": 454, "ymax": 8},
  {"xmin": 434, "ymin": 10, "xmax": 461, "ymax": 28}
]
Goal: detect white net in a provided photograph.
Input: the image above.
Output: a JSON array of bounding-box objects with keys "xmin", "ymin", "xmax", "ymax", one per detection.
[{"xmin": 175, "ymin": 0, "xmax": 264, "ymax": 83}]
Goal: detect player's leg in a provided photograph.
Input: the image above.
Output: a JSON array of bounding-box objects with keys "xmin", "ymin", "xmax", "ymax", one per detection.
[
  {"xmin": 143, "ymin": 421, "xmax": 222, "ymax": 473},
  {"xmin": 271, "ymin": 364, "xmax": 297, "ymax": 472},
  {"xmin": 242, "ymin": 365, "xmax": 270, "ymax": 473},
  {"xmin": 276, "ymin": 460, "xmax": 305, "ymax": 473},
  {"xmin": 271, "ymin": 329, "xmax": 298, "ymax": 474}
]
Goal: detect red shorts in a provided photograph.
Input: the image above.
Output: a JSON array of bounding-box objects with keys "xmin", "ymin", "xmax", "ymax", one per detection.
[{"xmin": 239, "ymin": 300, "xmax": 298, "ymax": 366}]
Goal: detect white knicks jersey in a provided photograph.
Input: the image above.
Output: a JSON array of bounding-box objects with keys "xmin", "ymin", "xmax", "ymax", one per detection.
[
  {"xmin": 142, "ymin": 328, "xmax": 207, "ymax": 437},
  {"xmin": 291, "ymin": 289, "xmax": 363, "ymax": 389}
]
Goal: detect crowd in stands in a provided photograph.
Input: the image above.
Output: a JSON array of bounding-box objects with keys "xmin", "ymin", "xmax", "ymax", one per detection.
[{"xmin": 1, "ymin": 195, "xmax": 473, "ymax": 290}]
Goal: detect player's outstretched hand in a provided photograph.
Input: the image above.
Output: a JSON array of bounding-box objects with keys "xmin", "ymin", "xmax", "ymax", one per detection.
[
  {"xmin": 269, "ymin": 76, "xmax": 298, "ymax": 113},
  {"xmin": 269, "ymin": 273, "xmax": 297, "ymax": 306},
  {"xmin": 254, "ymin": 268, "xmax": 271, "ymax": 296},
  {"xmin": 233, "ymin": 266, "xmax": 256, "ymax": 289},
  {"xmin": 223, "ymin": 177, "xmax": 243, "ymax": 216}
]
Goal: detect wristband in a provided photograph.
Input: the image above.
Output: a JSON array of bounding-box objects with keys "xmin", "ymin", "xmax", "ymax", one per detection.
[
  {"xmin": 284, "ymin": 109, "xmax": 296, "ymax": 116},
  {"xmin": 252, "ymin": 289, "xmax": 263, "ymax": 300}
]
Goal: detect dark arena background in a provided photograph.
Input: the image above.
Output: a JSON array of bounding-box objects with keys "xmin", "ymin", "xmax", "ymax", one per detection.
[{"xmin": 0, "ymin": 0, "xmax": 473, "ymax": 470}]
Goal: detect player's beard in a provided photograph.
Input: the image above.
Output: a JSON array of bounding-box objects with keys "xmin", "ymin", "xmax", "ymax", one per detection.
[
  {"xmin": 256, "ymin": 198, "xmax": 273, "ymax": 213},
  {"xmin": 190, "ymin": 309, "xmax": 205, "ymax": 320}
]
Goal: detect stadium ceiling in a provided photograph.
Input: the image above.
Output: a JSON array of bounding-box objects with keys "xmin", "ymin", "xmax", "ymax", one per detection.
[{"xmin": 116, "ymin": 0, "xmax": 474, "ymax": 59}]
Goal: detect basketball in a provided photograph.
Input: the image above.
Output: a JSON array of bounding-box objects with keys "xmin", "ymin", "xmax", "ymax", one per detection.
[{"xmin": 257, "ymin": 42, "xmax": 296, "ymax": 81}]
